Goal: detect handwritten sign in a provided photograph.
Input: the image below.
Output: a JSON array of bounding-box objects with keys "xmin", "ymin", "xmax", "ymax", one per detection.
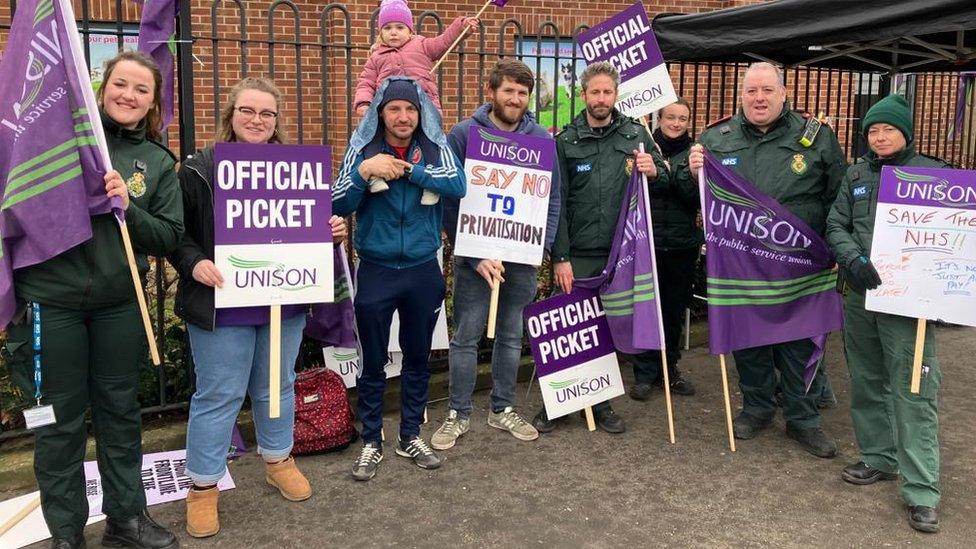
[{"xmin": 866, "ymin": 166, "xmax": 976, "ymax": 326}]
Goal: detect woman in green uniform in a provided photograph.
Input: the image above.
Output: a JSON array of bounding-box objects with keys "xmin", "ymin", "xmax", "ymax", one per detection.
[{"xmin": 6, "ymin": 51, "xmax": 183, "ymax": 548}]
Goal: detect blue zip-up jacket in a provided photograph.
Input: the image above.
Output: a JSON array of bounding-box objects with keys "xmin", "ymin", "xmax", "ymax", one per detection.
[
  {"xmin": 443, "ymin": 104, "xmax": 561, "ymax": 268},
  {"xmin": 333, "ymin": 77, "xmax": 466, "ymax": 269}
]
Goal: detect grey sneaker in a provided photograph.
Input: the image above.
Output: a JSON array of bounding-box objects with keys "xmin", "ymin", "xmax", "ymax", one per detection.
[
  {"xmin": 351, "ymin": 442, "xmax": 383, "ymax": 481},
  {"xmin": 431, "ymin": 410, "xmax": 470, "ymax": 450},
  {"xmin": 396, "ymin": 436, "xmax": 443, "ymax": 469},
  {"xmin": 488, "ymin": 407, "xmax": 539, "ymax": 441}
]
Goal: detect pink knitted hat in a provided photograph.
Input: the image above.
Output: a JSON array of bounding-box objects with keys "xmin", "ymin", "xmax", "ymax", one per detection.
[{"xmin": 378, "ymin": 0, "xmax": 414, "ymax": 32}]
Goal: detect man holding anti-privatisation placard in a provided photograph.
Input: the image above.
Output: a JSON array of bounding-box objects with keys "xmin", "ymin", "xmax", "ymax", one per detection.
[
  {"xmin": 434, "ymin": 59, "xmax": 561, "ymax": 450},
  {"xmin": 333, "ymin": 77, "xmax": 465, "ymax": 481},
  {"xmin": 688, "ymin": 62, "xmax": 847, "ymax": 458},
  {"xmin": 534, "ymin": 61, "xmax": 669, "ymax": 434},
  {"xmin": 826, "ymin": 95, "xmax": 957, "ymax": 534}
]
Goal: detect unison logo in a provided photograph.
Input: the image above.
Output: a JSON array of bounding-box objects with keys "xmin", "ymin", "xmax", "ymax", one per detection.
[
  {"xmin": 477, "ymin": 128, "xmax": 543, "ymax": 169},
  {"xmin": 707, "ymin": 178, "xmax": 812, "ymax": 253},
  {"xmin": 617, "ymin": 85, "xmax": 664, "ymax": 111},
  {"xmin": 229, "ymin": 256, "xmax": 320, "ymax": 291},
  {"xmin": 548, "ymin": 375, "xmax": 612, "ymax": 403},
  {"xmin": 894, "ymin": 168, "xmax": 976, "ymax": 207}
]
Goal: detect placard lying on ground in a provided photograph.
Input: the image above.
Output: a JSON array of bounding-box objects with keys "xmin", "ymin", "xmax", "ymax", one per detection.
[
  {"xmin": 213, "ymin": 143, "xmax": 333, "ymax": 308},
  {"xmin": 866, "ymin": 165, "xmax": 976, "ymax": 326},
  {"xmin": 576, "ymin": 1, "xmax": 677, "ymax": 118},
  {"xmin": 524, "ymin": 289, "xmax": 625, "ymax": 419},
  {"xmin": 454, "ymin": 126, "xmax": 555, "ymax": 266}
]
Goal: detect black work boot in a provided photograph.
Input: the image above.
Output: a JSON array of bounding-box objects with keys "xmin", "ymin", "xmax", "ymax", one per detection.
[
  {"xmin": 593, "ymin": 408, "xmax": 625, "ymax": 434},
  {"xmin": 51, "ymin": 534, "xmax": 86, "ymax": 549},
  {"xmin": 841, "ymin": 461, "xmax": 898, "ymax": 485},
  {"xmin": 532, "ymin": 407, "xmax": 557, "ymax": 434},
  {"xmin": 907, "ymin": 506, "xmax": 939, "ymax": 533},
  {"xmin": 629, "ymin": 382, "xmax": 654, "ymax": 401},
  {"xmin": 102, "ymin": 509, "xmax": 179, "ymax": 549},
  {"xmin": 732, "ymin": 412, "xmax": 772, "ymax": 439},
  {"xmin": 667, "ymin": 365, "xmax": 696, "ymax": 396},
  {"xmin": 786, "ymin": 426, "xmax": 837, "ymax": 458}
]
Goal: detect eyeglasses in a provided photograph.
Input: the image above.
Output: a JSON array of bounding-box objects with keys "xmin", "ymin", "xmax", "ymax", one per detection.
[{"xmin": 234, "ymin": 106, "xmax": 278, "ymax": 121}]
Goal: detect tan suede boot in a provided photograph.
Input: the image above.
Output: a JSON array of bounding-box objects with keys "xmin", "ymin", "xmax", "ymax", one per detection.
[
  {"xmin": 185, "ymin": 486, "xmax": 220, "ymax": 538},
  {"xmin": 265, "ymin": 456, "xmax": 312, "ymax": 501}
]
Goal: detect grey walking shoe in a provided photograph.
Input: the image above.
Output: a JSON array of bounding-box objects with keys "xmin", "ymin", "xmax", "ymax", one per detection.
[
  {"xmin": 396, "ymin": 436, "xmax": 443, "ymax": 469},
  {"xmin": 431, "ymin": 410, "xmax": 470, "ymax": 450},
  {"xmin": 488, "ymin": 407, "xmax": 539, "ymax": 441},
  {"xmin": 351, "ymin": 442, "xmax": 383, "ymax": 481}
]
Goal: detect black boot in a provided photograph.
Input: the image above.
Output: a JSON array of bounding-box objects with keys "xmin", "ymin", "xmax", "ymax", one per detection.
[
  {"xmin": 102, "ymin": 509, "xmax": 179, "ymax": 549},
  {"xmin": 786, "ymin": 426, "xmax": 837, "ymax": 458},
  {"xmin": 51, "ymin": 533, "xmax": 86, "ymax": 549},
  {"xmin": 732, "ymin": 412, "xmax": 772, "ymax": 439},
  {"xmin": 907, "ymin": 506, "xmax": 939, "ymax": 533},
  {"xmin": 667, "ymin": 365, "xmax": 696, "ymax": 396},
  {"xmin": 593, "ymin": 408, "xmax": 625, "ymax": 434},
  {"xmin": 841, "ymin": 461, "xmax": 898, "ymax": 485},
  {"xmin": 629, "ymin": 382, "xmax": 654, "ymax": 401},
  {"xmin": 532, "ymin": 407, "xmax": 557, "ymax": 433}
]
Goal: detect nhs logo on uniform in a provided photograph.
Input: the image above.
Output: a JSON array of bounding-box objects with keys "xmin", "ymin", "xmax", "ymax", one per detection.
[
  {"xmin": 852, "ymin": 185, "xmax": 869, "ymax": 199},
  {"xmin": 576, "ymin": 163, "xmax": 592, "ymax": 173},
  {"xmin": 721, "ymin": 157, "xmax": 738, "ymax": 166}
]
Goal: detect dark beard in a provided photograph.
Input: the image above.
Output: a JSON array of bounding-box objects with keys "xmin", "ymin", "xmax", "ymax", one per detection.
[
  {"xmin": 491, "ymin": 101, "xmax": 525, "ymax": 127},
  {"xmin": 586, "ymin": 105, "xmax": 611, "ymax": 121}
]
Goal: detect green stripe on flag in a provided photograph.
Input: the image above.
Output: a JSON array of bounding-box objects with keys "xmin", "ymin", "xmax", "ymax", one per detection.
[
  {"xmin": 602, "ymin": 283, "xmax": 655, "ymax": 301},
  {"xmin": 708, "ymin": 270, "xmax": 834, "ymax": 288},
  {"xmin": 74, "ymin": 122, "xmax": 93, "ymax": 133},
  {"xmin": 4, "ymin": 152, "xmax": 80, "ymax": 196},
  {"xmin": 2, "ymin": 166, "xmax": 83, "ymax": 210},
  {"xmin": 8, "ymin": 137, "xmax": 88, "ymax": 180},
  {"xmin": 72, "ymin": 108, "xmax": 89, "ymax": 118},
  {"xmin": 707, "ymin": 275, "xmax": 834, "ymax": 297},
  {"xmin": 707, "ymin": 281, "xmax": 836, "ymax": 306}
]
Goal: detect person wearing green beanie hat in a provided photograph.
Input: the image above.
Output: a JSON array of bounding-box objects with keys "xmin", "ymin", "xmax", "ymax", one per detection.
[
  {"xmin": 861, "ymin": 94, "xmax": 914, "ymax": 141},
  {"xmin": 826, "ymin": 94, "xmax": 953, "ymax": 534}
]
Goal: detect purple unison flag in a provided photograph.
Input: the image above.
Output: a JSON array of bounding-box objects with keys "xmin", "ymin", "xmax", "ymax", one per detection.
[
  {"xmin": 0, "ymin": 0, "xmax": 117, "ymax": 328},
  {"xmin": 136, "ymin": 0, "xmax": 177, "ymax": 130},
  {"xmin": 490, "ymin": 0, "xmax": 510, "ymax": 7},
  {"xmin": 305, "ymin": 245, "xmax": 358, "ymax": 349},
  {"xmin": 949, "ymin": 72, "xmax": 975, "ymax": 140},
  {"xmin": 575, "ymin": 162, "xmax": 665, "ymax": 355},
  {"xmin": 700, "ymin": 151, "xmax": 843, "ymax": 390}
]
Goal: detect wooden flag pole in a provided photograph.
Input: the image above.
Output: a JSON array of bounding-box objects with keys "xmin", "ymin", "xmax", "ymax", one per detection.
[
  {"xmin": 120, "ymin": 227, "xmax": 160, "ymax": 366},
  {"xmin": 719, "ymin": 354, "xmax": 736, "ymax": 452},
  {"xmin": 0, "ymin": 495, "xmax": 40, "ymax": 537},
  {"xmin": 429, "ymin": 0, "xmax": 491, "ymax": 73},
  {"xmin": 583, "ymin": 406, "xmax": 596, "ymax": 431},
  {"xmin": 660, "ymin": 349, "xmax": 676, "ymax": 444},
  {"xmin": 639, "ymin": 116, "xmax": 654, "ymax": 139},
  {"xmin": 487, "ymin": 277, "xmax": 501, "ymax": 338},
  {"xmin": 910, "ymin": 318, "xmax": 926, "ymax": 394},
  {"xmin": 269, "ymin": 305, "xmax": 282, "ymax": 418}
]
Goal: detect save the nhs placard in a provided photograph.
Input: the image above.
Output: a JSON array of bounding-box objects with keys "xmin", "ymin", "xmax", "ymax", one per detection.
[
  {"xmin": 576, "ymin": 1, "xmax": 677, "ymax": 118},
  {"xmin": 213, "ymin": 143, "xmax": 333, "ymax": 307},
  {"xmin": 524, "ymin": 289, "xmax": 625, "ymax": 419},
  {"xmin": 453, "ymin": 126, "xmax": 554, "ymax": 266}
]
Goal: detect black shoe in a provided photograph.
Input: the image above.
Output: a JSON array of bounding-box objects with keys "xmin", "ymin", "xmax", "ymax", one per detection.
[
  {"xmin": 102, "ymin": 509, "xmax": 178, "ymax": 549},
  {"xmin": 773, "ymin": 388, "xmax": 785, "ymax": 408},
  {"xmin": 594, "ymin": 409, "xmax": 625, "ymax": 434},
  {"xmin": 532, "ymin": 408, "xmax": 557, "ymax": 433},
  {"xmin": 668, "ymin": 369, "xmax": 696, "ymax": 396},
  {"xmin": 907, "ymin": 506, "xmax": 939, "ymax": 533},
  {"xmin": 51, "ymin": 534, "xmax": 86, "ymax": 549},
  {"xmin": 818, "ymin": 392, "xmax": 839, "ymax": 409},
  {"xmin": 841, "ymin": 461, "xmax": 898, "ymax": 485},
  {"xmin": 629, "ymin": 383, "xmax": 654, "ymax": 401},
  {"xmin": 786, "ymin": 426, "xmax": 837, "ymax": 458},
  {"xmin": 732, "ymin": 412, "xmax": 772, "ymax": 439}
]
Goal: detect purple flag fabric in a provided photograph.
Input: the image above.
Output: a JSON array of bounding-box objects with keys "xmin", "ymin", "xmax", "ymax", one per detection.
[
  {"xmin": 305, "ymin": 245, "xmax": 357, "ymax": 349},
  {"xmin": 136, "ymin": 0, "xmax": 177, "ymax": 130},
  {"xmin": 227, "ymin": 423, "xmax": 248, "ymax": 460},
  {"xmin": 949, "ymin": 71, "xmax": 975, "ymax": 140},
  {"xmin": 700, "ymin": 151, "xmax": 843, "ymax": 390},
  {"xmin": 491, "ymin": 0, "xmax": 510, "ymax": 7},
  {"xmin": 0, "ymin": 0, "xmax": 118, "ymax": 329},
  {"xmin": 575, "ymin": 160, "xmax": 665, "ymax": 354}
]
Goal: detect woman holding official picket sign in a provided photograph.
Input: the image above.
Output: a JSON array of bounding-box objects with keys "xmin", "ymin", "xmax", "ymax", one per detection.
[
  {"xmin": 5, "ymin": 51, "xmax": 183, "ymax": 549},
  {"xmin": 168, "ymin": 77, "xmax": 347, "ymax": 539},
  {"xmin": 825, "ymin": 95, "xmax": 950, "ymax": 533}
]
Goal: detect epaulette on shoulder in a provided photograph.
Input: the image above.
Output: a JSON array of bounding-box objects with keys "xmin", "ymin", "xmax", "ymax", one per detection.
[
  {"xmin": 705, "ymin": 114, "xmax": 733, "ymax": 129},
  {"xmin": 148, "ymin": 139, "xmax": 178, "ymax": 163},
  {"xmin": 920, "ymin": 153, "xmax": 954, "ymax": 168},
  {"xmin": 555, "ymin": 125, "xmax": 575, "ymax": 140}
]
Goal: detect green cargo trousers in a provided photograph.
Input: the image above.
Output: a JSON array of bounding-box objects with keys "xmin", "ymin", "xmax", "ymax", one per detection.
[
  {"xmin": 843, "ymin": 291, "xmax": 941, "ymax": 507},
  {"xmin": 6, "ymin": 301, "xmax": 148, "ymax": 538}
]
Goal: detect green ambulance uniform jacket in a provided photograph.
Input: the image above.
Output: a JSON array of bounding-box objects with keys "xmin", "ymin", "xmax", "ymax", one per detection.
[
  {"xmin": 14, "ymin": 111, "xmax": 184, "ymax": 310},
  {"xmin": 694, "ymin": 107, "xmax": 847, "ymax": 236},
  {"xmin": 826, "ymin": 144, "xmax": 951, "ymax": 275},
  {"xmin": 551, "ymin": 110, "xmax": 669, "ymax": 262}
]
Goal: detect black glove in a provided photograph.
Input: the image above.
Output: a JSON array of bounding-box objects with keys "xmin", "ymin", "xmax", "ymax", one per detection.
[{"xmin": 847, "ymin": 255, "xmax": 882, "ymax": 291}]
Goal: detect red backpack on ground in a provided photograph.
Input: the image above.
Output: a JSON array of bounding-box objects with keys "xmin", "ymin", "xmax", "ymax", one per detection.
[{"xmin": 293, "ymin": 367, "xmax": 358, "ymax": 455}]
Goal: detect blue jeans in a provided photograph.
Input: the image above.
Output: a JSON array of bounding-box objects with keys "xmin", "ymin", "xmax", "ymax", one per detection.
[
  {"xmin": 185, "ymin": 313, "xmax": 306, "ymax": 484},
  {"xmin": 355, "ymin": 260, "xmax": 445, "ymax": 444},
  {"xmin": 449, "ymin": 260, "xmax": 538, "ymax": 419}
]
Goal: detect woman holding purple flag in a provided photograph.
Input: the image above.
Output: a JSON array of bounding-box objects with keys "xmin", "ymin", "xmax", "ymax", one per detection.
[
  {"xmin": 6, "ymin": 51, "xmax": 183, "ymax": 549},
  {"xmin": 168, "ymin": 76, "xmax": 347, "ymax": 539},
  {"xmin": 826, "ymin": 94, "xmax": 950, "ymax": 534}
]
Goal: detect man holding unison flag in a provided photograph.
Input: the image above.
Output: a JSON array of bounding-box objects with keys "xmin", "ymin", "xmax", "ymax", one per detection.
[
  {"xmin": 533, "ymin": 62, "xmax": 668, "ymax": 434},
  {"xmin": 687, "ymin": 62, "xmax": 847, "ymax": 458}
]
